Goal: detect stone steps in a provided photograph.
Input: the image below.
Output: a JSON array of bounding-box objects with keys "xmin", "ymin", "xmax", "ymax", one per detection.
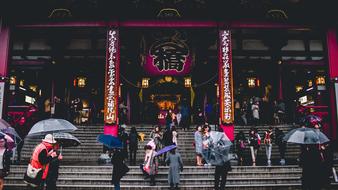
[
  {"xmin": 19, "ymin": 124, "xmax": 299, "ymax": 164},
  {"xmin": 3, "ymin": 183, "xmax": 308, "ymax": 190},
  {"xmin": 5, "ymin": 165, "xmax": 338, "ymax": 189}
]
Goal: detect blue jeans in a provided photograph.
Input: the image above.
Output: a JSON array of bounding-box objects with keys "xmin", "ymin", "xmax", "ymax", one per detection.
[{"xmin": 114, "ymin": 182, "xmax": 120, "ymax": 190}]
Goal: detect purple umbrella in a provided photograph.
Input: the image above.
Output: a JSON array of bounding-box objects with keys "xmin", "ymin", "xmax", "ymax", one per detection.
[{"xmin": 155, "ymin": 144, "xmax": 177, "ymax": 157}]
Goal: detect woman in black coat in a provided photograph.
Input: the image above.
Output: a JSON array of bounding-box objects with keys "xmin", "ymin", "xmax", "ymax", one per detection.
[
  {"xmin": 111, "ymin": 149, "xmax": 129, "ymax": 190},
  {"xmin": 128, "ymin": 127, "xmax": 140, "ymax": 165},
  {"xmin": 0, "ymin": 135, "xmax": 11, "ymax": 190}
]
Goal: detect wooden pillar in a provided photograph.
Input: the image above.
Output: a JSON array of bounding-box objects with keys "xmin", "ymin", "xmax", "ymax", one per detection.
[
  {"xmin": 104, "ymin": 29, "xmax": 120, "ymax": 137},
  {"xmin": 218, "ymin": 30, "xmax": 234, "ymax": 141},
  {"xmin": 0, "ymin": 23, "xmax": 10, "ymax": 118},
  {"xmin": 327, "ymin": 29, "xmax": 338, "ymax": 141}
]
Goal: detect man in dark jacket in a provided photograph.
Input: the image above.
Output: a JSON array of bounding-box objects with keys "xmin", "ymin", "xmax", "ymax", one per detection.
[
  {"xmin": 214, "ymin": 161, "xmax": 231, "ymax": 190},
  {"xmin": 111, "ymin": 149, "xmax": 129, "ymax": 190},
  {"xmin": 46, "ymin": 144, "xmax": 62, "ymax": 190}
]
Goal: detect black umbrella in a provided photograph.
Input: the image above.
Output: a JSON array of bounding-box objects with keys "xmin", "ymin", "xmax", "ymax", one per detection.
[{"xmin": 53, "ymin": 132, "xmax": 81, "ymax": 148}]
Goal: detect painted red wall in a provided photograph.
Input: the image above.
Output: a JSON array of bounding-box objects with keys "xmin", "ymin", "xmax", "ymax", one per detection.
[{"xmin": 327, "ymin": 29, "xmax": 338, "ymax": 141}]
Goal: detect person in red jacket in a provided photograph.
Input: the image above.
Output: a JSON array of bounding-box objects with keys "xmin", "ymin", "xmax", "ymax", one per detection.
[{"xmin": 24, "ymin": 134, "xmax": 58, "ymax": 189}]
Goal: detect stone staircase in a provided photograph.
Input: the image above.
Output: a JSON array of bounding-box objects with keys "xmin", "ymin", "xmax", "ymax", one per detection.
[
  {"xmin": 6, "ymin": 124, "xmax": 338, "ymax": 189},
  {"xmin": 5, "ymin": 164, "xmax": 338, "ymax": 190},
  {"xmin": 19, "ymin": 124, "xmax": 301, "ymax": 165}
]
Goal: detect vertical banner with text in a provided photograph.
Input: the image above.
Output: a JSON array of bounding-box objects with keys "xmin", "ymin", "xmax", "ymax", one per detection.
[
  {"xmin": 104, "ymin": 29, "xmax": 120, "ymax": 136},
  {"xmin": 0, "ymin": 82, "xmax": 4, "ymax": 118},
  {"xmin": 219, "ymin": 30, "xmax": 234, "ymax": 141}
]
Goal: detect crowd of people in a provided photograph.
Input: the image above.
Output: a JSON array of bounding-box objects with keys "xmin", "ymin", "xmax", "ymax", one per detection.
[
  {"xmin": 0, "ymin": 101, "xmax": 335, "ymax": 190},
  {"xmin": 234, "ymin": 97, "xmax": 290, "ymax": 126},
  {"xmin": 108, "ymin": 106, "xmax": 335, "ymax": 190},
  {"xmin": 233, "ymin": 127, "xmax": 286, "ymax": 166}
]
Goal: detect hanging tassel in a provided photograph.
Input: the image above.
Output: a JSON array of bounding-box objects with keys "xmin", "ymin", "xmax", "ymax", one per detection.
[
  {"xmin": 190, "ymin": 87, "xmax": 195, "ymax": 107},
  {"xmin": 138, "ymin": 89, "xmax": 143, "ymax": 103}
]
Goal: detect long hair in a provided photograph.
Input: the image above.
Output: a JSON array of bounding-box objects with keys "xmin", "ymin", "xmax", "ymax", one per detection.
[{"xmin": 0, "ymin": 135, "xmax": 8, "ymax": 150}]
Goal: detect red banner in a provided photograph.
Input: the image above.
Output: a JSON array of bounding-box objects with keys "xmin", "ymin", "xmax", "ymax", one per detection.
[
  {"xmin": 104, "ymin": 29, "xmax": 119, "ymax": 136},
  {"xmin": 219, "ymin": 30, "xmax": 234, "ymax": 124}
]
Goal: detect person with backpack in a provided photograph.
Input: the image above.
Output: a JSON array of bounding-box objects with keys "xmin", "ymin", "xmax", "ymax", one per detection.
[
  {"xmin": 235, "ymin": 131, "xmax": 246, "ymax": 165},
  {"xmin": 128, "ymin": 127, "xmax": 140, "ymax": 165},
  {"xmin": 263, "ymin": 127, "xmax": 274, "ymax": 166},
  {"xmin": 248, "ymin": 128, "xmax": 260, "ymax": 166}
]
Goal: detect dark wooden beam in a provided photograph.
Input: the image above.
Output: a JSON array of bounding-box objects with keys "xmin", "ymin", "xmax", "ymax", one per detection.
[
  {"xmin": 232, "ymin": 50, "xmax": 324, "ymax": 57},
  {"xmin": 11, "ymin": 48, "xmax": 324, "ymax": 58},
  {"xmin": 11, "ymin": 49, "xmax": 105, "ymax": 56}
]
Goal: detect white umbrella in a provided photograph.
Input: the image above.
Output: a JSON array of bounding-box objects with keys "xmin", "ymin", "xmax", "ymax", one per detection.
[
  {"xmin": 202, "ymin": 131, "xmax": 232, "ymax": 166},
  {"xmin": 283, "ymin": 127, "xmax": 330, "ymax": 144},
  {"xmin": 27, "ymin": 119, "xmax": 77, "ymax": 137}
]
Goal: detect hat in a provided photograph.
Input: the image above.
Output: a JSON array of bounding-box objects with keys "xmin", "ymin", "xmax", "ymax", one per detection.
[{"xmin": 42, "ymin": 134, "xmax": 57, "ymax": 144}]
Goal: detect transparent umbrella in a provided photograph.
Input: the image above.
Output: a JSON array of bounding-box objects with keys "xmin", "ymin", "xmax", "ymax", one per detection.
[
  {"xmin": 27, "ymin": 119, "xmax": 77, "ymax": 137},
  {"xmin": 283, "ymin": 127, "xmax": 329, "ymax": 144},
  {"xmin": 202, "ymin": 131, "xmax": 232, "ymax": 166}
]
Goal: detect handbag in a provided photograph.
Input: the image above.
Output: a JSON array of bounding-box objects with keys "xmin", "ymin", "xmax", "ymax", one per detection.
[
  {"xmin": 26, "ymin": 164, "xmax": 42, "ymax": 178},
  {"xmin": 23, "ymin": 164, "xmax": 43, "ymax": 187}
]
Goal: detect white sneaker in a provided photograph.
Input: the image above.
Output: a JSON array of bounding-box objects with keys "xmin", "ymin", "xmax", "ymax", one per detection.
[{"xmin": 267, "ymin": 160, "xmax": 271, "ymax": 166}]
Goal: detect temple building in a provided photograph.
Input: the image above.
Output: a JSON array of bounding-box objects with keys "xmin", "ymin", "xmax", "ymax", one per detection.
[{"xmin": 0, "ymin": 0, "xmax": 337, "ymax": 143}]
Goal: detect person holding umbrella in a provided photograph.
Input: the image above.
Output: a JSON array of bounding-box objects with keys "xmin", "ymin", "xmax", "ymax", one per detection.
[
  {"xmin": 45, "ymin": 143, "xmax": 62, "ymax": 190},
  {"xmin": 111, "ymin": 148, "xmax": 129, "ymax": 190},
  {"xmin": 202, "ymin": 129, "xmax": 232, "ymax": 190},
  {"xmin": 142, "ymin": 143, "xmax": 158, "ymax": 186},
  {"xmin": 24, "ymin": 134, "xmax": 58, "ymax": 189},
  {"xmin": 165, "ymin": 147, "xmax": 183, "ymax": 190},
  {"xmin": 96, "ymin": 134, "xmax": 129, "ymax": 190},
  {"xmin": 283, "ymin": 125, "xmax": 331, "ymax": 190},
  {"xmin": 0, "ymin": 134, "xmax": 11, "ymax": 190}
]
